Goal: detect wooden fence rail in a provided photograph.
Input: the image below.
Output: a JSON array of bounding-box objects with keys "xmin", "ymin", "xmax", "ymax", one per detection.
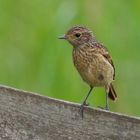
[{"xmin": 0, "ymin": 85, "xmax": 139, "ymax": 140}]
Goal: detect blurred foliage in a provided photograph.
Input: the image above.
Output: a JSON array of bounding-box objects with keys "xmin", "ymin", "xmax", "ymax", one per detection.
[{"xmin": 0, "ymin": 0, "xmax": 140, "ymax": 117}]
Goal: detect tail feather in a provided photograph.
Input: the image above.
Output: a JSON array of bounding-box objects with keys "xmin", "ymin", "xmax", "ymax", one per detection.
[{"xmin": 108, "ymin": 84, "xmax": 117, "ymax": 101}]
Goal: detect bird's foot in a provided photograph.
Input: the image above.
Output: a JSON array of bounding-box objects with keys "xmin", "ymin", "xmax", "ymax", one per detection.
[
  {"xmin": 105, "ymin": 106, "xmax": 109, "ymax": 111},
  {"xmin": 79, "ymin": 102, "xmax": 89, "ymax": 119}
]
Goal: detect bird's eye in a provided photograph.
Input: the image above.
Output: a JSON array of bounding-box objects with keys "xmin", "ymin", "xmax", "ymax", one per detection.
[{"xmin": 75, "ymin": 33, "xmax": 81, "ymax": 38}]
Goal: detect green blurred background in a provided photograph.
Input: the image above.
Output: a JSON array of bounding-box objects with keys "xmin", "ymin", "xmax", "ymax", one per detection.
[{"xmin": 0, "ymin": 0, "xmax": 140, "ymax": 117}]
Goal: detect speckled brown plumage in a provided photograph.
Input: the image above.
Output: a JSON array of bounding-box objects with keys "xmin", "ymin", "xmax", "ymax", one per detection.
[{"xmin": 59, "ymin": 25, "xmax": 117, "ymax": 117}]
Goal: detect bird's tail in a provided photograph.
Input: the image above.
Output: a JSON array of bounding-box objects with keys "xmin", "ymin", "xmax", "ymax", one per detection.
[{"xmin": 108, "ymin": 84, "xmax": 117, "ymax": 101}]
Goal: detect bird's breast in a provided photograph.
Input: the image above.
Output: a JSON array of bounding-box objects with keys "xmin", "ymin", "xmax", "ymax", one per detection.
[
  {"xmin": 73, "ymin": 48, "xmax": 91, "ymax": 71},
  {"xmin": 72, "ymin": 48, "xmax": 114, "ymax": 87},
  {"xmin": 72, "ymin": 48, "xmax": 95, "ymax": 84}
]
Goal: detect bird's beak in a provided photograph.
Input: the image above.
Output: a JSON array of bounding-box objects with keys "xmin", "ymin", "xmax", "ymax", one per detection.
[{"xmin": 58, "ymin": 35, "xmax": 67, "ymax": 39}]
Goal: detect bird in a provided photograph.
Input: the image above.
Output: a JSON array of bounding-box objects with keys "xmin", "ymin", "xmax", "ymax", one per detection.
[{"xmin": 59, "ymin": 25, "xmax": 117, "ymax": 118}]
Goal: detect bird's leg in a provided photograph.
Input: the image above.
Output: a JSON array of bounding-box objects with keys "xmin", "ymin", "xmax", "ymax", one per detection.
[
  {"xmin": 97, "ymin": 92, "xmax": 109, "ymax": 110},
  {"xmin": 79, "ymin": 87, "xmax": 93, "ymax": 118},
  {"xmin": 105, "ymin": 92, "xmax": 109, "ymax": 110}
]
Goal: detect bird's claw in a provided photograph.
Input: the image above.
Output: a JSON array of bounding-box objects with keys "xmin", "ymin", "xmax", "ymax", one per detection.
[
  {"xmin": 79, "ymin": 102, "xmax": 89, "ymax": 119},
  {"xmin": 79, "ymin": 105, "xmax": 84, "ymax": 119}
]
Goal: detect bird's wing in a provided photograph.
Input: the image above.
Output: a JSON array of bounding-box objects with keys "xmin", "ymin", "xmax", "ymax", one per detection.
[{"xmin": 94, "ymin": 42, "xmax": 115, "ymax": 80}]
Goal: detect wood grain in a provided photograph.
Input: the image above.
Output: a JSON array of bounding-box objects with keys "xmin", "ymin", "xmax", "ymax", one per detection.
[{"xmin": 0, "ymin": 85, "xmax": 139, "ymax": 140}]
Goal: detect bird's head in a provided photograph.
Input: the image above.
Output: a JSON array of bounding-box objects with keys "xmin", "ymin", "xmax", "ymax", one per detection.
[{"xmin": 59, "ymin": 26, "xmax": 94, "ymax": 47}]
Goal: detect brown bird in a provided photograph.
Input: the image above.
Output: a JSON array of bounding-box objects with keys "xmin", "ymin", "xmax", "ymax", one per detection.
[{"xmin": 59, "ymin": 26, "xmax": 117, "ymax": 118}]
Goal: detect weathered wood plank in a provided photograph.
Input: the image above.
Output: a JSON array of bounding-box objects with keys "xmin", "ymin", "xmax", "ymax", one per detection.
[{"xmin": 0, "ymin": 85, "xmax": 139, "ymax": 140}]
